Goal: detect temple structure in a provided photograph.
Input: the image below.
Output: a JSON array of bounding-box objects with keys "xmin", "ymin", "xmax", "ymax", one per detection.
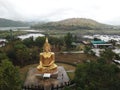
[{"xmin": 24, "ymin": 38, "xmax": 70, "ymax": 90}]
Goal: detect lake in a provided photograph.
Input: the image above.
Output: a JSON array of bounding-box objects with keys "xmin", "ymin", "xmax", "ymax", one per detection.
[
  {"xmin": 0, "ymin": 28, "xmax": 45, "ymax": 40},
  {"xmin": 0, "ymin": 27, "xmax": 30, "ymax": 31},
  {"xmin": 17, "ymin": 33, "xmax": 45, "ymax": 40}
]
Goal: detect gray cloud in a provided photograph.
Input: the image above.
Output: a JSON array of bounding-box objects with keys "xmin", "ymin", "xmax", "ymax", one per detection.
[
  {"xmin": 0, "ymin": 0, "xmax": 24, "ymax": 20},
  {"xmin": 0, "ymin": 0, "xmax": 120, "ymax": 25}
]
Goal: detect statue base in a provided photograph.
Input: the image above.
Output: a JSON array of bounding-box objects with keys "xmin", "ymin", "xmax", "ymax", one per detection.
[
  {"xmin": 24, "ymin": 66, "xmax": 69, "ymax": 90},
  {"xmin": 37, "ymin": 67, "xmax": 58, "ymax": 74},
  {"xmin": 35, "ymin": 70, "xmax": 58, "ymax": 79}
]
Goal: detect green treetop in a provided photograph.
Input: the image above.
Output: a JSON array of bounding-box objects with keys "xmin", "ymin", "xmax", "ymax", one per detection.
[{"xmin": 0, "ymin": 59, "xmax": 21, "ymax": 90}]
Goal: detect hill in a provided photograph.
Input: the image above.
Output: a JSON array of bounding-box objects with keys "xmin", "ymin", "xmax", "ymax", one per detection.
[
  {"xmin": 0, "ymin": 18, "xmax": 29, "ymax": 27},
  {"xmin": 31, "ymin": 18, "xmax": 113, "ymax": 30}
]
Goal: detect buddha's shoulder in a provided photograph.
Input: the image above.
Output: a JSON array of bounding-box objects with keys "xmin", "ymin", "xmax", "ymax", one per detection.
[
  {"xmin": 40, "ymin": 52, "xmax": 54, "ymax": 55},
  {"xmin": 40, "ymin": 53, "xmax": 43, "ymax": 55},
  {"xmin": 50, "ymin": 52, "xmax": 54, "ymax": 55}
]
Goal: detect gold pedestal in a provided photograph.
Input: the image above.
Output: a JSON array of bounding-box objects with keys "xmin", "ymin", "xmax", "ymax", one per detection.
[{"xmin": 37, "ymin": 67, "xmax": 57, "ymax": 74}]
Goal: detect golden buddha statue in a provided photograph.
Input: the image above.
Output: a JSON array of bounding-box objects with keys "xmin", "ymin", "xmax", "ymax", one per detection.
[{"xmin": 37, "ymin": 38, "xmax": 57, "ymax": 73}]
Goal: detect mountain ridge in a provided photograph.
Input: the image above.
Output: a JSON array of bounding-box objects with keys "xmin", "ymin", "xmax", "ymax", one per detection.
[
  {"xmin": 31, "ymin": 18, "xmax": 114, "ymax": 30},
  {"xmin": 0, "ymin": 18, "xmax": 29, "ymax": 27}
]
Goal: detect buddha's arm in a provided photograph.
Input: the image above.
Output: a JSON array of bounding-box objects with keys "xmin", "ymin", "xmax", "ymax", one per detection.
[
  {"xmin": 49, "ymin": 53, "xmax": 55, "ymax": 65},
  {"xmin": 39, "ymin": 54, "xmax": 43, "ymax": 66}
]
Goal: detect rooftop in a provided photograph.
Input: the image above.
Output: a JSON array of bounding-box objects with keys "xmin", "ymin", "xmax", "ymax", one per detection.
[{"xmin": 91, "ymin": 40, "xmax": 106, "ymax": 44}]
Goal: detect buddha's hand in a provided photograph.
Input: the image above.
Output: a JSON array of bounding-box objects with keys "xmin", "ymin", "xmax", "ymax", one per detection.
[
  {"xmin": 48, "ymin": 60, "xmax": 54, "ymax": 66},
  {"xmin": 40, "ymin": 61, "xmax": 42, "ymax": 65}
]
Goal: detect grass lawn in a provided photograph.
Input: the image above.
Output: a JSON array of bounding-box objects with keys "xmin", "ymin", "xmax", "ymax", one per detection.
[{"xmin": 67, "ymin": 72, "xmax": 75, "ymax": 80}]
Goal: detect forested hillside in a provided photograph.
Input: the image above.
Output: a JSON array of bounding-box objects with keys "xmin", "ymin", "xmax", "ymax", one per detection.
[
  {"xmin": 31, "ymin": 18, "xmax": 114, "ymax": 30},
  {"xmin": 0, "ymin": 18, "xmax": 29, "ymax": 27}
]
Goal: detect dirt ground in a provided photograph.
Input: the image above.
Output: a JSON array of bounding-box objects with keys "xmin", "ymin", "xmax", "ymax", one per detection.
[{"xmin": 55, "ymin": 53, "xmax": 97, "ymax": 64}]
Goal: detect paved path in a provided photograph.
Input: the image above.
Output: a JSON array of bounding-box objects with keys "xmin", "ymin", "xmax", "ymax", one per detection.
[{"xmin": 57, "ymin": 66, "xmax": 69, "ymax": 83}]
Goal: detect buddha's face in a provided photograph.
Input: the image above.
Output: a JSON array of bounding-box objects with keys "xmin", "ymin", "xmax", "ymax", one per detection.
[
  {"xmin": 44, "ymin": 47, "xmax": 49, "ymax": 52},
  {"xmin": 43, "ymin": 41, "xmax": 51, "ymax": 53}
]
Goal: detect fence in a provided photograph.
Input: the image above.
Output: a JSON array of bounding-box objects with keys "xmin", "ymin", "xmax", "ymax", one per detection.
[{"xmin": 22, "ymin": 81, "xmax": 75, "ymax": 90}]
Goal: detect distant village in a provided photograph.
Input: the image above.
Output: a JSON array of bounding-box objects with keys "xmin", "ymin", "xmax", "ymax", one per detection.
[{"xmin": 82, "ymin": 34, "xmax": 120, "ymax": 64}]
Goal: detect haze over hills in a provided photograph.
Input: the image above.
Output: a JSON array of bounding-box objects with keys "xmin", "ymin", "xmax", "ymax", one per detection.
[
  {"xmin": 0, "ymin": 18, "xmax": 118, "ymax": 30},
  {"xmin": 31, "ymin": 18, "xmax": 114, "ymax": 30},
  {"xmin": 0, "ymin": 18, "xmax": 29, "ymax": 27}
]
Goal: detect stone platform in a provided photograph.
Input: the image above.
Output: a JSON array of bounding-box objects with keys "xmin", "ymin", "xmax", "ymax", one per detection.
[{"xmin": 24, "ymin": 66, "xmax": 69, "ymax": 90}]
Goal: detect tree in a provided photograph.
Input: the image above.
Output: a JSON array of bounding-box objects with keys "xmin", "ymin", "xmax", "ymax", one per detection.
[
  {"xmin": 0, "ymin": 59, "xmax": 21, "ymax": 90},
  {"xmin": 100, "ymin": 48, "xmax": 116, "ymax": 63},
  {"xmin": 109, "ymin": 39, "xmax": 117, "ymax": 46},
  {"xmin": 64, "ymin": 33, "xmax": 73, "ymax": 50},
  {"xmin": 5, "ymin": 44, "xmax": 16, "ymax": 64},
  {"xmin": 16, "ymin": 49, "xmax": 30, "ymax": 66},
  {"xmin": 64, "ymin": 86, "xmax": 72, "ymax": 90},
  {"xmin": 48, "ymin": 36, "xmax": 65, "ymax": 51},
  {"xmin": 23, "ymin": 37, "xmax": 34, "ymax": 47},
  {"xmin": 84, "ymin": 46, "xmax": 95, "ymax": 56},
  {"xmin": 14, "ymin": 43, "xmax": 30, "ymax": 66},
  {"xmin": 0, "ymin": 52, "xmax": 8, "ymax": 62},
  {"xmin": 29, "ymin": 46, "xmax": 39, "ymax": 64},
  {"xmin": 74, "ymin": 60, "xmax": 120, "ymax": 90},
  {"xmin": 94, "ymin": 37, "xmax": 101, "ymax": 41},
  {"xmin": 35, "ymin": 37, "xmax": 45, "ymax": 48}
]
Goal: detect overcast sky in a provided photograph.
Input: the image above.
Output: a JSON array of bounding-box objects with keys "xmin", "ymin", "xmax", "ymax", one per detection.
[{"xmin": 0, "ymin": 0, "xmax": 120, "ymax": 25}]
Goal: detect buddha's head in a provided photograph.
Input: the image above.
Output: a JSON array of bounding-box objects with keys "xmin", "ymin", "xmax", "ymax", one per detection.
[{"xmin": 43, "ymin": 38, "xmax": 51, "ymax": 52}]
